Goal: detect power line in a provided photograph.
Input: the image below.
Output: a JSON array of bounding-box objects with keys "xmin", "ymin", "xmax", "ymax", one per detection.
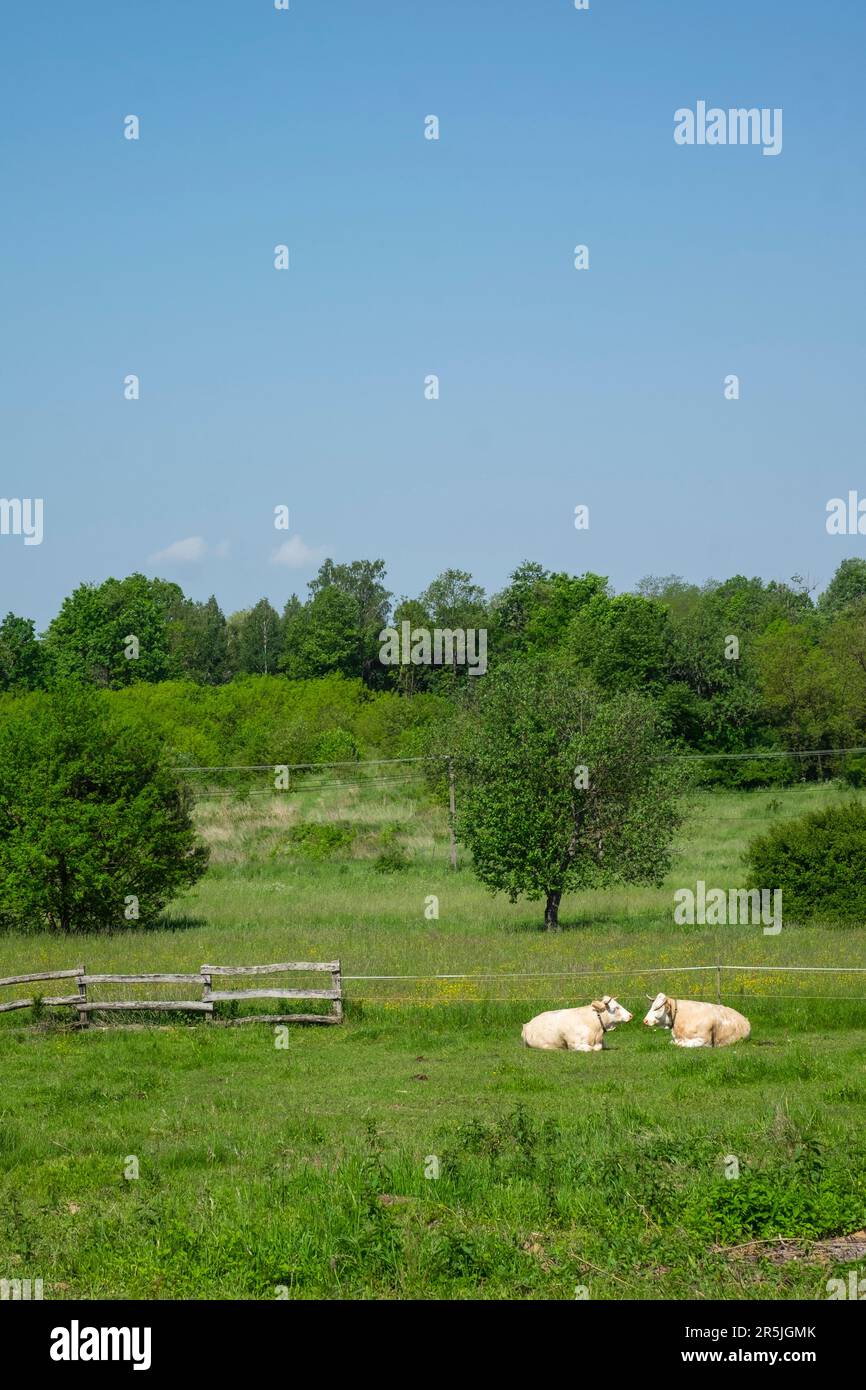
[
  {"xmin": 658, "ymin": 746, "xmax": 866, "ymax": 762},
  {"xmin": 195, "ymin": 776, "xmax": 429, "ymax": 798},
  {"xmin": 177, "ymin": 756, "xmax": 444, "ymax": 773},
  {"xmin": 176, "ymin": 747, "xmax": 866, "ymax": 775}
]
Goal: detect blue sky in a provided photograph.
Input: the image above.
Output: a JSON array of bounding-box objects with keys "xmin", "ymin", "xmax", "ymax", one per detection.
[{"xmin": 2, "ymin": 0, "xmax": 864, "ymax": 628}]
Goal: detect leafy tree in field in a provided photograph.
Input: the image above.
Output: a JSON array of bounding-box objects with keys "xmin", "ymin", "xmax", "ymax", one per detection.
[
  {"xmin": 818, "ymin": 558, "xmax": 866, "ymax": 616},
  {"xmin": 522, "ymin": 571, "xmax": 608, "ymax": 651},
  {"xmin": 281, "ymin": 586, "xmax": 362, "ymax": 679},
  {"xmin": 417, "ymin": 569, "xmax": 489, "ymax": 688},
  {"xmin": 387, "ymin": 597, "xmax": 433, "ymax": 693},
  {"xmin": 636, "ymin": 574, "xmax": 702, "ymax": 622},
  {"xmin": 660, "ymin": 576, "xmax": 816, "ymax": 774},
  {"xmin": 43, "ymin": 574, "xmax": 182, "ymax": 687},
  {"xmin": 0, "ymin": 613, "xmax": 44, "ymax": 690},
  {"xmin": 167, "ymin": 594, "xmax": 229, "ymax": 684},
  {"xmin": 308, "ymin": 558, "xmax": 392, "ymax": 685},
  {"xmin": 756, "ymin": 622, "xmax": 848, "ymax": 763},
  {"xmin": 492, "ymin": 563, "xmax": 608, "ymax": 658},
  {"xmin": 448, "ymin": 661, "xmax": 686, "ymax": 929},
  {"xmin": 228, "ymin": 598, "xmax": 283, "ymax": 675},
  {"xmin": 420, "ymin": 569, "xmax": 487, "ymax": 629},
  {"xmin": 698, "ymin": 575, "xmax": 812, "ymax": 633},
  {"xmin": 0, "ymin": 688, "xmax": 207, "ymax": 933},
  {"xmin": 309, "ymin": 558, "xmax": 391, "ymax": 631},
  {"xmin": 489, "ymin": 561, "xmax": 548, "ymax": 657},
  {"xmin": 566, "ymin": 593, "xmax": 669, "ymax": 692},
  {"xmin": 822, "ymin": 598, "xmax": 866, "ymax": 736}
]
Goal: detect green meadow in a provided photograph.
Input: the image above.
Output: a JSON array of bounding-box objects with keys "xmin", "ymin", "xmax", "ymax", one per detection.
[{"xmin": 1, "ymin": 780, "xmax": 864, "ymax": 1300}]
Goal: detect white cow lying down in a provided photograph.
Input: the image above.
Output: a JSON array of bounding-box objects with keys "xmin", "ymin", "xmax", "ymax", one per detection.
[
  {"xmin": 521, "ymin": 996, "xmax": 634, "ymax": 1052},
  {"xmin": 643, "ymin": 992, "xmax": 751, "ymax": 1047}
]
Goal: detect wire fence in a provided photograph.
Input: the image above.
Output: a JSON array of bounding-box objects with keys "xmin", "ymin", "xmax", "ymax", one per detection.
[{"xmin": 338, "ymin": 964, "xmax": 866, "ymax": 1007}]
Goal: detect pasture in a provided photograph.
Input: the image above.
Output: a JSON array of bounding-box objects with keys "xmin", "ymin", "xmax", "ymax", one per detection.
[{"xmin": 1, "ymin": 780, "xmax": 865, "ymax": 1300}]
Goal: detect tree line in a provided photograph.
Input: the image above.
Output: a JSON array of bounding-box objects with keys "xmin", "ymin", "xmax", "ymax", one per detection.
[{"xmin": 4, "ymin": 556, "xmax": 866, "ymax": 781}]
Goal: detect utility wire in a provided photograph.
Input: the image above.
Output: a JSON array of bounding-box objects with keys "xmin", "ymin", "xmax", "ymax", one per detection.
[{"xmin": 177, "ymin": 747, "xmax": 866, "ymax": 775}]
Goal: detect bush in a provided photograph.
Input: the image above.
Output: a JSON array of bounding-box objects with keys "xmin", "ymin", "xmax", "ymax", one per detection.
[
  {"xmin": 313, "ymin": 727, "xmax": 359, "ymax": 764},
  {"xmin": 744, "ymin": 800, "xmax": 866, "ymax": 923},
  {"xmin": 374, "ymin": 826, "xmax": 410, "ymax": 873},
  {"xmin": 0, "ymin": 687, "xmax": 208, "ymax": 933},
  {"xmin": 841, "ymin": 752, "xmax": 866, "ymax": 788},
  {"xmin": 685, "ymin": 1145, "xmax": 863, "ymax": 1243},
  {"xmin": 287, "ymin": 823, "xmax": 355, "ymax": 859}
]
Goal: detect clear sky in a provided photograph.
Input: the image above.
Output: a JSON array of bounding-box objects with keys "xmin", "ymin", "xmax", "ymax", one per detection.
[{"xmin": 2, "ymin": 0, "xmax": 864, "ymax": 629}]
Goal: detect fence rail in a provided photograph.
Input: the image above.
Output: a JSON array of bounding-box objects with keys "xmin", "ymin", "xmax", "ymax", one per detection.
[
  {"xmin": 1, "ymin": 962, "xmax": 863, "ymax": 1022},
  {"xmin": 0, "ymin": 962, "xmax": 343, "ymax": 1026}
]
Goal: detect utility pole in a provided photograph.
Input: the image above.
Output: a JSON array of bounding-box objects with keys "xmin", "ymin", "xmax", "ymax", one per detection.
[{"xmin": 448, "ymin": 758, "xmax": 457, "ymax": 870}]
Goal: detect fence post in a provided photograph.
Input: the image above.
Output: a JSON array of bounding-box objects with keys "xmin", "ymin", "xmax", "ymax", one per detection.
[
  {"xmin": 448, "ymin": 759, "xmax": 457, "ymax": 870},
  {"xmin": 201, "ymin": 967, "xmax": 213, "ymax": 1022},
  {"xmin": 715, "ymin": 963, "xmax": 722, "ymax": 1005},
  {"xmin": 77, "ymin": 965, "xmax": 88, "ymax": 1028},
  {"xmin": 332, "ymin": 960, "xmax": 343, "ymax": 1024}
]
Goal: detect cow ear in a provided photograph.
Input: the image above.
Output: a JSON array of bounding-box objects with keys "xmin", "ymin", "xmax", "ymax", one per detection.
[{"xmin": 591, "ymin": 1000, "xmax": 604, "ymax": 1012}]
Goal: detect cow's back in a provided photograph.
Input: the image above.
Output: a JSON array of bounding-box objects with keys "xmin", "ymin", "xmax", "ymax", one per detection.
[
  {"xmin": 714, "ymin": 1003, "xmax": 751, "ymax": 1045},
  {"xmin": 522, "ymin": 1006, "xmax": 593, "ymax": 1050},
  {"xmin": 674, "ymin": 999, "xmax": 751, "ymax": 1046}
]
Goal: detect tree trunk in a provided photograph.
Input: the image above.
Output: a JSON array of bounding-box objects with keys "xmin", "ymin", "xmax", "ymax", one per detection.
[{"xmin": 544, "ymin": 890, "xmax": 562, "ymax": 931}]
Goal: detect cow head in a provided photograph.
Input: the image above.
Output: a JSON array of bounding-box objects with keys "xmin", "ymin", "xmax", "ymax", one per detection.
[
  {"xmin": 592, "ymin": 995, "xmax": 633, "ymax": 1029},
  {"xmin": 643, "ymin": 992, "xmax": 673, "ymax": 1028}
]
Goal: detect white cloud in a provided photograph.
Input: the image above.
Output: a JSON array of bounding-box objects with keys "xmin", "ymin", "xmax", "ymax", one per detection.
[
  {"xmin": 271, "ymin": 534, "xmax": 329, "ymax": 569},
  {"xmin": 149, "ymin": 536, "xmax": 207, "ymax": 565}
]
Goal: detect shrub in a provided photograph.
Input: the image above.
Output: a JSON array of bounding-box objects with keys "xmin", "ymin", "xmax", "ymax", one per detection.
[
  {"xmin": 841, "ymin": 752, "xmax": 866, "ymax": 788},
  {"xmin": 0, "ymin": 687, "xmax": 208, "ymax": 933},
  {"xmin": 313, "ymin": 727, "xmax": 359, "ymax": 764},
  {"xmin": 744, "ymin": 800, "xmax": 866, "ymax": 923},
  {"xmin": 287, "ymin": 823, "xmax": 355, "ymax": 859},
  {"xmin": 685, "ymin": 1146, "xmax": 863, "ymax": 1243},
  {"xmin": 374, "ymin": 827, "xmax": 410, "ymax": 873}
]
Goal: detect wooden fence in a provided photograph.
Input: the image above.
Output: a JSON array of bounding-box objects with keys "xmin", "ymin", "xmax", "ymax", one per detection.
[{"xmin": 0, "ymin": 961, "xmax": 342, "ymax": 1027}]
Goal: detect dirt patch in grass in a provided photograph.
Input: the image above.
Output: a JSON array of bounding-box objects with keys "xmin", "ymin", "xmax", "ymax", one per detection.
[{"xmin": 715, "ymin": 1228, "xmax": 866, "ymax": 1264}]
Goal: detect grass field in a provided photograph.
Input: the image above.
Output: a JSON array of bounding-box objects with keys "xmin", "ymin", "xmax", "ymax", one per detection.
[{"xmin": 1, "ymin": 778, "xmax": 865, "ymax": 1300}]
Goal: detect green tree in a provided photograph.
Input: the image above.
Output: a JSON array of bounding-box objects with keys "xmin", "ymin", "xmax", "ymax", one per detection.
[
  {"xmin": 566, "ymin": 593, "xmax": 669, "ymax": 691},
  {"xmin": 756, "ymin": 622, "xmax": 848, "ymax": 765},
  {"xmin": 522, "ymin": 572, "xmax": 608, "ymax": 651},
  {"xmin": 308, "ymin": 558, "xmax": 392, "ymax": 685},
  {"xmin": 448, "ymin": 661, "xmax": 686, "ymax": 929},
  {"xmin": 821, "ymin": 597, "xmax": 866, "ymax": 740},
  {"xmin": 387, "ymin": 597, "xmax": 433, "ymax": 693},
  {"xmin": 167, "ymin": 594, "xmax": 229, "ymax": 684},
  {"xmin": 492, "ymin": 564, "xmax": 608, "ymax": 658},
  {"xmin": 0, "ymin": 613, "xmax": 44, "ymax": 690},
  {"xmin": 419, "ymin": 569, "xmax": 488, "ymax": 684},
  {"xmin": 281, "ymin": 586, "xmax": 362, "ymax": 679},
  {"xmin": 0, "ymin": 688, "xmax": 208, "ymax": 933},
  {"xmin": 228, "ymin": 598, "xmax": 283, "ymax": 675},
  {"xmin": 43, "ymin": 574, "xmax": 182, "ymax": 687},
  {"xmin": 819, "ymin": 558, "xmax": 866, "ymax": 616},
  {"xmin": 636, "ymin": 574, "xmax": 701, "ymax": 622},
  {"xmin": 659, "ymin": 576, "xmax": 815, "ymax": 768}
]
